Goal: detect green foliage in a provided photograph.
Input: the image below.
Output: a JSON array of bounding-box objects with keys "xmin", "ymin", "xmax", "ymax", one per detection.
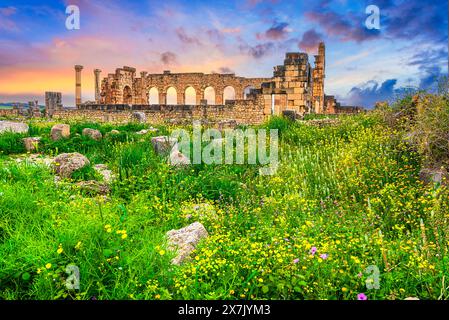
[
  {"xmin": 0, "ymin": 132, "xmax": 26, "ymax": 154},
  {"xmin": 412, "ymin": 93, "xmax": 449, "ymax": 166},
  {"xmin": 0, "ymin": 113, "xmax": 448, "ymax": 300}
]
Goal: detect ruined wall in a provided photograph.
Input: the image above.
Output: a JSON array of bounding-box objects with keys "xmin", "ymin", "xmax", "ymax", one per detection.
[
  {"xmin": 100, "ymin": 68, "xmax": 270, "ymax": 106},
  {"xmin": 45, "ymin": 92, "xmax": 63, "ymax": 117},
  {"xmin": 0, "ymin": 109, "xmax": 19, "ymax": 117},
  {"xmin": 53, "ymin": 97, "xmax": 269, "ymax": 125},
  {"xmin": 259, "ymin": 52, "xmax": 313, "ymax": 115},
  {"xmin": 78, "ymin": 42, "xmax": 339, "ymax": 117}
]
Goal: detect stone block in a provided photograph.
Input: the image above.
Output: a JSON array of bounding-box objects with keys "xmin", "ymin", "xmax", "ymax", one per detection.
[{"xmin": 51, "ymin": 124, "xmax": 70, "ymax": 141}]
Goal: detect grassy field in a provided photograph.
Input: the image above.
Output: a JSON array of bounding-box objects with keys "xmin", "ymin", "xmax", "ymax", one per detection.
[{"xmin": 0, "ymin": 111, "xmax": 447, "ymax": 300}]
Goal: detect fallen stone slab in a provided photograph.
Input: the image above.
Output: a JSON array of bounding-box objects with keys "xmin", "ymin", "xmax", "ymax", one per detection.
[
  {"xmin": 94, "ymin": 164, "xmax": 114, "ymax": 184},
  {"xmin": 136, "ymin": 127, "xmax": 158, "ymax": 135},
  {"xmin": 166, "ymin": 222, "xmax": 209, "ymax": 265},
  {"xmin": 23, "ymin": 137, "xmax": 41, "ymax": 152},
  {"xmin": 51, "ymin": 124, "xmax": 70, "ymax": 141},
  {"xmin": 52, "ymin": 152, "xmax": 90, "ymax": 178},
  {"xmin": 0, "ymin": 121, "xmax": 29, "ymax": 134},
  {"xmin": 14, "ymin": 154, "xmax": 54, "ymax": 167},
  {"xmin": 169, "ymin": 149, "xmax": 191, "ymax": 166},
  {"xmin": 82, "ymin": 128, "xmax": 102, "ymax": 141},
  {"xmin": 131, "ymin": 112, "xmax": 146, "ymax": 123},
  {"xmin": 151, "ymin": 136, "xmax": 179, "ymax": 155},
  {"xmin": 109, "ymin": 129, "xmax": 120, "ymax": 135}
]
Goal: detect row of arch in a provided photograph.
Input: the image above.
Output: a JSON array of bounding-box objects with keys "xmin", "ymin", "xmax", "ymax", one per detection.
[{"xmin": 143, "ymin": 85, "xmax": 255, "ymax": 105}]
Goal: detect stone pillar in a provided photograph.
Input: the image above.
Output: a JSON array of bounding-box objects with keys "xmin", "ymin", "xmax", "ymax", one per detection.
[
  {"xmin": 215, "ymin": 89, "xmax": 223, "ymax": 105},
  {"xmin": 312, "ymin": 42, "xmax": 325, "ymax": 114},
  {"xmin": 94, "ymin": 69, "xmax": 101, "ymax": 104},
  {"xmin": 140, "ymin": 72, "xmax": 148, "ymax": 104},
  {"xmin": 159, "ymin": 91, "xmax": 167, "ymax": 105},
  {"xmin": 196, "ymin": 91, "xmax": 203, "ymax": 105},
  {"xmin": 235, "ymin": 88, "xmax": 244, "ymax": 100},
  {"xmin": 75, "ymin": 65, "xmax": 83, "ymax": 107},
  {"xmin": 177, "ymin": 91, "xmax": 185, "ymax": 105}
]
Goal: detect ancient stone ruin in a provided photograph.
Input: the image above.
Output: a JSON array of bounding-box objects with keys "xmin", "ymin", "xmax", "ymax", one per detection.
[
  {"xmin": 41, "ymin": 43, "xmax": 363, "ymax": 125},
  {"xmin": 45, "ymin": 92, "xmax": 63, "ymax": 117}
]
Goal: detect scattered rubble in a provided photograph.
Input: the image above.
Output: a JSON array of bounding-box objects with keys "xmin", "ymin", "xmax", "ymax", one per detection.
[
  {"xmin": 52, "ymin": 152, "xmax": 90, "ymax": 178},
  {"xmin": 23, "ymin": 137, "xmax": 41, "ymax": 152},
  {"xmin": 51, "ymin": 124, "xmax": 70, "ymax": 141},
  {"xmin": 131, "ymin": 112, "xmax": 147, "ymax": 123},
  {"xmin": 0, "ymin": 121, "xmax": 29, "ymax": 134},
  {"xmin": 94, "ymin": 164, "xmax": 114, "ymax": 184},
  {"xmin": 82, "ymin": 128, "xmax": 102, "ymax": 141},
  {"xmin": 151, "ymin": 136, "xmax": 179, "ymax": 155},
  {"xmin": 166, "ymin": 222, "xmax": 209, "ymax": 265}
]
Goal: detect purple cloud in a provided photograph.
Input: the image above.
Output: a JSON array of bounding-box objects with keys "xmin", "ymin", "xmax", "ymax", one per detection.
[
  {"xmin": 305, "ymin": 10, "xmax": 379, "ymax": 43},
  {"xmin": 343, "ymin": 79, "xmax": 399, "ymax": 108},
  {"xmin": 175, "ymin": 27, "xmax": 202, "ymax": 45},
  {"xmin": 214, "ymin": 67, "xmax": 234, "ymax": 74},
  {"xmin": 161, "ymin": 51, "xmax": 177, "ymax": 65},
  {"xmin": 257, "ymin": 21, "xmax": 290, "ymax": 40},
  {"xmin": 298, "ymin": 29, "xmax": 323, "ymax": 52},
  {"xmin": 408, "ymin": 48, "xmax": 447, "ymax": 89},
  {"xmin": 239, "ymin": 42, "xmax": 275, "ymax": 59}
]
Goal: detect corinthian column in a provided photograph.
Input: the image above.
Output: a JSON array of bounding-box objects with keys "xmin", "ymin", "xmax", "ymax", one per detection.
[
  {"xmin": 94, "ymin": 69, "xmax": 101, "ymax": 104},
  {"xmin": 75, "ymin": 65, "xmax": 84, "ymax": 107}
]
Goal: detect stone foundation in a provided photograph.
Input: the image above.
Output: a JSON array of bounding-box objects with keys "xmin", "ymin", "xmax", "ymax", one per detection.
[{"xmin": 53, "ymin": 98, "xmax": 269, "ymax": 125}]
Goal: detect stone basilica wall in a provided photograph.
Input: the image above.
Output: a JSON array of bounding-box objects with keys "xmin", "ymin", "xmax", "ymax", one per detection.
[{"xmin": 52, "ymin": 97, "xmax": 269, "ymax": 125}]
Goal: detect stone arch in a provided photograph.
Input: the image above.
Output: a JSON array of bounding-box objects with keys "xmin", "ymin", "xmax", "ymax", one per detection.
[
  {"xmin": 184, "ymin": 86, "xmax": 196, "ymax": 105},
  {"xmin": 204, "ymin": 86, "xmax": 215, "ymax": 105},
  {"xmin": 123, "ymin": 86, "xmax": 132, "ymax": 104},
  {"xmin": 148, "ymin": 87, "xmax": 159, "ymax": 105},
  {"xmin": 166, "ymin": 86, "xmax": 177, "ymax": 105},
  {"xmin": 223, "ymin": 86, "xmax": 236, "ymax": 103},
  {"xmin": 244, "ymin": 85, "xmax": 255, "ymax": 99}
]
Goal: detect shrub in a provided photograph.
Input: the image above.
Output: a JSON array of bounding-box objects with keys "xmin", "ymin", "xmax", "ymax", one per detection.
[
  {"xmin": 0, "ymin": 132, "xmax": 26, "ymax": 154},
  {"xmin": 411, "ymin": 92, "xmax": 449, "ymax": 166}
]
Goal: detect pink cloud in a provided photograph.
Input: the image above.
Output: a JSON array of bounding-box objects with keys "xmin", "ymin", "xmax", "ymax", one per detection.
[
  {"xmin": 256, "ymin": 22, "xmax": 290, "ymax": 41},
  {"xmin": 298, "ymin": 29, "xmax": 324, "ymax": 53}
]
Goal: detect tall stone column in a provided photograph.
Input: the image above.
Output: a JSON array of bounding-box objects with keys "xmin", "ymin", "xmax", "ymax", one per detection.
[
  {"xmin": 312, "ymin": 42, "xmax": 325, "ymax": 114},
  {"xmin": 75, "ymin": 65, "xmax": 83, "ymax": 107},
  {"xmin": 94, "ymin": 69, "xmax": 101, "ymax": 104}
]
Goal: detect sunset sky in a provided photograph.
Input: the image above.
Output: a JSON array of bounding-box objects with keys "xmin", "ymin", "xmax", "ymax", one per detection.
[{"xmin": 0, "ymin": 0, "xmax": 447, "ymax": 108}]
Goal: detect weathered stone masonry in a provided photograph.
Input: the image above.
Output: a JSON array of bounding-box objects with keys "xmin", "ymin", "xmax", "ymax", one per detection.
[
  {"xmin": 54, "ymin": 97, "xmax": 267, "ymax": 125},
  {"xmin": 99, "ymin": 68, "xmax": 271, "ymax": 106},
  {"xmin": 48, "ymin": 43, "xmax": 359, "ymax": 125}
]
